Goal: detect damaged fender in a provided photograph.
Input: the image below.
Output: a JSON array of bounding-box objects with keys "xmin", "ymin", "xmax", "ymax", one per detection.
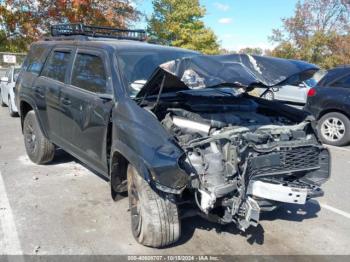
[{"xmin": 110, "ymin": 99, "xmax": 188, "ymax": 192}]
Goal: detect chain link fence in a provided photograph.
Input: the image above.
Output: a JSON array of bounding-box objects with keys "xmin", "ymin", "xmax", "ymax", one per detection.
[{"xmin": 0, "ymin": 52, "xmax": 27, "ymax": 77}]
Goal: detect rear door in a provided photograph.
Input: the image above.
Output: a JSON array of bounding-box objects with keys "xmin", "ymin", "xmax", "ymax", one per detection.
[
  {"xmin": 328, "ymin": 73, "xmax": 350, "ymax": 107},
  {"xmin": 63, "ymin": 47, "xmax": 114, "ymax": 175},
  {"xmin": 36, "ymin": 47, "xmax": 74, "ymax": 145}
]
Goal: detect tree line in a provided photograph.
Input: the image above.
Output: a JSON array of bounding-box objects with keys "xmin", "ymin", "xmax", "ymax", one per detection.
[{"xmin": 0, "ymin": 0, "xmax": 349, "ymax": 68}]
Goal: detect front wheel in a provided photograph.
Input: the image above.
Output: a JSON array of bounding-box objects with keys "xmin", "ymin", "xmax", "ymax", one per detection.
[
  {"xmin": 318, "ymin": 112, "xmax": 350, "ymax": 146},
  {"xmin": 127, "ymin": 165, "xmax": 180, "ymax": 248},
  {"xmin": 23, "ymin": 111, "xmax": 55, "ymax": 164}
]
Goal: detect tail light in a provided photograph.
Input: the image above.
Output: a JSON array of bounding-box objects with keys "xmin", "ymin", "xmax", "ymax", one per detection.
[{"xmin": 307, "ymin": 88, "xmax": 316, "ymax": 97}]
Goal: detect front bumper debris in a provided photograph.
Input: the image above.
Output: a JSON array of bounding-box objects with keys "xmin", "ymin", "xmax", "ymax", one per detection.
[{"xmin": 248, "ymin": 180, "xmax": 307, "ymax": 205}]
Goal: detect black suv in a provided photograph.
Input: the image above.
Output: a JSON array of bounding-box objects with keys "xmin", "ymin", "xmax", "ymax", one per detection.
[
  {"xmin": 16, "ymin": 24, "xmax": 330, "ymax": 248},
  {"xmin": 305, "ymin": 66, "xmax": 350, "ymax": 146}
]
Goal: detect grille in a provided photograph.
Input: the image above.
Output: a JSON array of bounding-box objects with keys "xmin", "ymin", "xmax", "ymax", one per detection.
[{"xmin": 247, "ymin": 146, "xmax": 320, "ymax": 177}]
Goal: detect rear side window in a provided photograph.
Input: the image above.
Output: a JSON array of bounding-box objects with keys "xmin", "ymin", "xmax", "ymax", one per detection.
[
  {"xmin": 71, "ymin": 53, "xmax": 108, "ymax": 93},
  {"xmin": 318, "ymin": 68, "xmax": 349, "ymax": 87},
  {"xmin": 331, "ymin": 74, "xmax": 350, "ymax": 89},
  {"xmin": 24, "ymin": 45, "xmax": 50, "ymax": 74},
  {"xmin": 41, "ymin": 51, "xmax": 71, "ymax": 83}
]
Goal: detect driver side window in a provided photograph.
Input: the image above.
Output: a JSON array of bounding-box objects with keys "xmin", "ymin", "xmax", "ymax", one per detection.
[{"xmin": 71, "ymin": 53, "xmax": 110, "ymax": 94}]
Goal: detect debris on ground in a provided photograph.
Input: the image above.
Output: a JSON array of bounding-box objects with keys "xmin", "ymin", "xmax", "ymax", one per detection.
[{"xmin": 34, "ymin": 245, "xmax": 40, "ymax": 254}]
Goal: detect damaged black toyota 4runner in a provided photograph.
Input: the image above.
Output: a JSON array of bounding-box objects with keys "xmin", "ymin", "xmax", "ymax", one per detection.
[{"xmin": 16, "ymin": 24, "xmax": 330, "ymax": 248}]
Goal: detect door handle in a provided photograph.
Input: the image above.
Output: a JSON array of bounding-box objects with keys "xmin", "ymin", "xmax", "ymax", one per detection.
[{"xmin": 61, "ymin": 97, "xmax": 71, "ymax": 105}]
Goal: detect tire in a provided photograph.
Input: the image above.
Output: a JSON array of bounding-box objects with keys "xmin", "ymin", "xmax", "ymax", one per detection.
[
  {"xmin": 263, "ymin": 90, "xmax": 274, "ymax": 101},
  {"xmin": 318, "ymin": 112, "xmax": 350, "ymax": 146},
  {"xmin": 23, "ymin": 111, "xmax": 55, "ymax": 164},
  {"xmin": 127, "ymin": 165, "xmax": 180, "ymax": 248},
  {"xmin": 8, "ymin": 96, "xmax": 18, "ymax": 117}
]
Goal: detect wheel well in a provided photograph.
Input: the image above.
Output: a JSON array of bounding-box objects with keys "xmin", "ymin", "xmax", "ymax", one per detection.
[
  {"xmin": 19, "ymin": 101, "xmax": 33, "ymax": 131},
  {"xmin": 318, "ymin": 109, "xmax": 350, "ymax": 121},
  {"xmin": 110, "ymin": 151, "xmax": 129, "ymax": 194}
]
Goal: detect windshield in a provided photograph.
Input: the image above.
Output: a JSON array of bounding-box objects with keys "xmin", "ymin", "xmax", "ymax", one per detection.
[{"xmin": 117, "ymin": 50, "xmax": 198, "ymax": 98}]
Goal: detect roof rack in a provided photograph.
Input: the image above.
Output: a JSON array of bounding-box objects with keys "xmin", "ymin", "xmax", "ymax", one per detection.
[{"xmin": 50, "ymin": 23, "xmax": 147, "ymax": 41}]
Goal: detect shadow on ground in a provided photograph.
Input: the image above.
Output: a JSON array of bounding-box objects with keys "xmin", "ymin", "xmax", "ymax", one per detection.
[
  {"xmin": 43, "ymin": 149, "xmax": 322, "ymax": 248},
  {"xmin": 261, "ymin": 200, "xmax": 321, "ymax": 222},
  {"xmin": 47, "ymin": 149, "xmax": 76, "ymax": 165},
  {"xmin": 175, "ymin": 200, "xmax": 321, "ymax": 247},
  {"xmin": 47, "ymin": 149, "xmax": 109, "ymax": 181}
]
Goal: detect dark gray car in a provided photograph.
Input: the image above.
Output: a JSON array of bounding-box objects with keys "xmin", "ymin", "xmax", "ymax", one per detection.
[
  {"xmin": 305, "ymin": 66, "xmax": 350, "ymax": 146},
  {"xmin": 16, "ymin": 24, "xmax": 330, "ymax": 248}
]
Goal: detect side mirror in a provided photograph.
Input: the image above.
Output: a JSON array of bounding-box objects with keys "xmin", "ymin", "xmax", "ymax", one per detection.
[
  {"xmin": 298, "ymin": 83, "xmax": 306, "ymax": 88},
  {"xmin": 98, "ymin": 93, "xmax": 113, "ymax": 101},
  {"xmin": 0, "ymin": 77, "xmax": 9, "ymax": 83}
]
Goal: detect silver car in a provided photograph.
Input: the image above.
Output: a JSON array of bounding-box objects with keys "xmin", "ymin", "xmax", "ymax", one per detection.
[
  {"xmin": 261, "ymin": 78, "xmax": 317, "ymax": 104},
  {"xmin": 0, "ymin": 66, "xmax": 20, "ymax": 116}
]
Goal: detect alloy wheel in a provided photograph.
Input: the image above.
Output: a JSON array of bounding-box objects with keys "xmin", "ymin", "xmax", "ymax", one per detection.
[
  {"xmin": 321, "ymin": 117, "xmax": 346, "ymax": 142},
  {"xmin": 128, "ymin": 173, "xmax": 142, "ymax": 238},
  {"xmin": 24, "ymin": 122, "xmax": 37, "ymax": 154}
]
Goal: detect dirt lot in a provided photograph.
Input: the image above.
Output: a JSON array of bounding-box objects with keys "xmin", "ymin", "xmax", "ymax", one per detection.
[{"xmin": 0, "ymin": 107, "xmax": 350, "ymax": 255}]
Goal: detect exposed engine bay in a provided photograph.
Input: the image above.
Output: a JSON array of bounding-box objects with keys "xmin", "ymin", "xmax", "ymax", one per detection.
[
  {"xmin": 150, "ymin": 94, "xmax": 330, "ymax": 231},
  {"xmin": 134, "ymin": 53, "xmax": 329, "ymax": 232}
]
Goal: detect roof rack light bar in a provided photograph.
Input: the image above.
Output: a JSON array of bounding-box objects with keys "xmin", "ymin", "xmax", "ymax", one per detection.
[{"xmin": 50, "ymin": 23, "xmax": 147, "ymax": 41}]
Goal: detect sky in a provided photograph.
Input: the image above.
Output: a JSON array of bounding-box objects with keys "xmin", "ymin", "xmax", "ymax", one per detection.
[{"xmin": 134, "ymin": 0, "xmax": 299, "ymax": 51}]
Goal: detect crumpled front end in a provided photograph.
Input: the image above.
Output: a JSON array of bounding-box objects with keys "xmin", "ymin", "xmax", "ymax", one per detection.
[
  {"xmin": 135, "ymin": 53, "xmax": 327, "ymax": 231},
  {"xmin": 158, "ymin": 98, "xmax": 330, "ymax": 231}
]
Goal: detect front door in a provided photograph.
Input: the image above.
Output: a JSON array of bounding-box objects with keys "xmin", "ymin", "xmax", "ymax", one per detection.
[{"xmin": 64, "ymin": 48, "xmax": 114, "ymax": 175}]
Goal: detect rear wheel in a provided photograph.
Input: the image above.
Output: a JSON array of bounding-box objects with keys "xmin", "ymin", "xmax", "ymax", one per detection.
[
  {"xmin": 318, "ymin": 112, "xmax": 350, "ymax": 146},
  {"xmin": 23, "ymin": 111, "xmax": 55, "ymax": 164},
  {"xmin": 127, "ymin": 165, "xmax": 180, "ymax": 248}
]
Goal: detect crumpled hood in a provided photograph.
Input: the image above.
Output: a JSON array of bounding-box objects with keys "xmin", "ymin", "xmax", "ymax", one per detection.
[{"xmin": 136, "ymin": 54, "xmax": 319, "ymax": 98}]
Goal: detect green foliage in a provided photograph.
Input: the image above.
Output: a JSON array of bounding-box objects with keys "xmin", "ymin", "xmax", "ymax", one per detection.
[
  {"xmin": 0, "ymin": 0, "xmax": 140, "ymax": 52},
  {"xmin": 0, "ymin": 33, "xmax": 28, "ymax": 53},
  {"xmin": 269, "ymin": 0, "xmax": 350, "ymax": 69},
  {"xmin": 238, "ymin": 47, "xmax": 263, "ymax": 56},
  {"xmin": 147, "ymin": 0, "xmax": 220, "ymax": 54}
]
